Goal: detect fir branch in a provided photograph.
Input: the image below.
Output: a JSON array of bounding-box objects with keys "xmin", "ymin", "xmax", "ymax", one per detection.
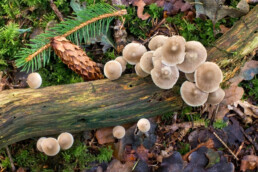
[{"xmin": 15, "ymin": 3, "xmax": 127, "ymax": 72}]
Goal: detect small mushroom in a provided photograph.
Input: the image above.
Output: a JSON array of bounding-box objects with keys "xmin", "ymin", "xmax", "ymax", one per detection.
[
  {"xmin": 153, "ymin": 47, "xmax": 163, "ymax": 67},
  {"xmin": 115, "ymin": 56, "xmax": 127, "ymax": 72},
  {"xmin": 36, "ymin": 137, "xmax": 46, "ymax": 152},
  {"xmin": 206, "ymin": 88, "xmax": 225, "ymax": 105},
  {"xmin": 135, "ymin": 63, "xmax": 149, "ymax": 77},
  {"xmin": 151, "ymin": 60, "xmax": 179, "ymax": 89},
  {"xmin": 137, "ymin": 118, "xmax": 151, "ymax": 133},
  {"xmin": 57, "ymin": 132, "xmax": 74, "ymax": 150},
  {"xmin": 104, "ymin": 60, "xmax": 122, "ymax": 80},
  {"xmin": 185, "ymin": 72, "xmax": 195, "ymax": 82},
  {"xmin": 140, "ymin": 51, "xmax": 154, "ymax": 74},
  {"xmin": 161, "ymin": 36, "xmax": 186, "ymax": 66},
  {"xmin": 113, "ymin": 126, "xmax": 126, "ymax": 139},
  {"xmin": 195, "ymin": 62, "xmax": 223, "ymax": 93},
  {"xmin": 41, "ymin": 138, "xmax": 60, "ymax": 156},
  {"xmin": 122, "ymin": 43, "xmax": 147, "ymax": 65},
  {"xmin": 177, "ymin": 41, "xmax": 207, "ymax": 73},
  {"xmin": 148, "ymin": 35, "xmax": 168, "ymax": 50},
  {"xmin": 180, "ymin": 81, "xmax": 209, "ymax": 107},
  {"xmin": 27, "ymin": 72, "xmax": 42, "ymax": 89}
]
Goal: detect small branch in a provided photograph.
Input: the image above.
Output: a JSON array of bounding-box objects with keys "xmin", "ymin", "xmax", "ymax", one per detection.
[
  {"xmin": 50, "ymin": 0, "xmax": 64, "ymax": 21},
  {"xmin": 213, "ymin": 131, "xmax": 239, "ymax": 160},
  {"xmin": 240, "ymin": 127, "xmax": 258, "ymax": 151},
  {"xmin": 25, "ymin": 9, "xmax": 127, "ymax": 62},
  {"xmin": 5, "ymin": 146, "xmax": 15, "ymax": 172}
]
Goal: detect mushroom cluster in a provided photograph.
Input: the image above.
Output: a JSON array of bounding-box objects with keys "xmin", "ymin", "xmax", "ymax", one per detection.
[
  {"xmin": 112, "ymin": 118, "xmax": 151, "ymax": 140},
  {"xmin": 104, "ymin": 35, "xmax": 225, "ymax": 107},
  {"xmin": 36, "ymin": 132, "xmax": 74, "ymax": 156}
]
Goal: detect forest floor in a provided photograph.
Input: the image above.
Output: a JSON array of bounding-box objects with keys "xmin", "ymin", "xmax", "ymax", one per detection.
[{"xmin": 0, "ymin": 0, "xmax": 257, "ymax": 171}]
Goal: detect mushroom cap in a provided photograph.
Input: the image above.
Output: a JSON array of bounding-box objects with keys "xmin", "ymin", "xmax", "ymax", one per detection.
[
  {"xmin": 140, "ymin": 51, "xmax": 154, "ymax": 74},
  {"xmin": 27, "ymin": 72, "xmax": 42, "ymax": 89},
  {"xmin": 113, "ymin": 126, "xmax": 126, "ymax": 139},
  {"xmin": 153, "ymin": 47, "xmax": 163, "ymax": 68},
  {"xmin": 122, "ymin": 43, "xmax": 147, "ymax": 65},
  {"xmin": 151, "ymin": 60, "xmax": 179, "ymax": 89},
  {"xmin": 148, "ymin": 35, "xmax": 168, "ymax": 50},
  {"xmin": 177, "ymin": 41, "xmax": 207, "ymax": 73},
  {"xmin": 206, "ymin": 88, "xmax": 225, "ymax": 105},
  {"xmin": 195, "ymin": 62, "xmax": 223, "ymax": 93},
  {"xmin": 185, "ymin": 72, "xmax": 195, "ymax": 82},
  {"xmin": 180, "ymin": 81, "xmax": 209, "ymax": 107},
  {"xmin": 135, "ymin": 63, "xmax": 149, "ymax": 77},
  {"xmin": 57, "ymin": 132, "xmax": 74, "ymax": 150},
  {"xmin": 137, "ymin": 118, "xmax": 151, "ymax": 133},
  {"xmin": 161, "ymin": 36, "xmax": 186, "ymax": 66},
  {"xmin": 41, "ymin": 138, "xmax": 60, "ymax": 156},
  {"xmin": 36, "ymin": 137, "xmax": 46, "ymax": 152},
  {"xmin": 104, "ymin": 60, "xmax": 122, "ymax": 80},
  {"xmin": 115, "ymin": 56, "xmax": 127, "ymax": 72}
]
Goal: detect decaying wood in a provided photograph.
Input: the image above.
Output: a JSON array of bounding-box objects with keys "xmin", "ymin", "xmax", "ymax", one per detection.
[
  {"xmin": 0, "ymin": 75, "xmax": 183, "ymax": 148},
  {"xmin": 0, "ymin": 6, "xmax": 257, "ymax": 149}
]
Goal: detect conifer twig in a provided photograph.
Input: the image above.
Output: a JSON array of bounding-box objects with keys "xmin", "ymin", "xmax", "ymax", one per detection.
[
  {"xmin": 25, "ymin": 9, "xmax": 127, "ymax": 62},
  {"xmin": 50, "ymin": 0, "xmax": 64, "ymax": 21},
  {"xmin": 5, "ymin": 146, "xmax": 15, "ymax": 172}
]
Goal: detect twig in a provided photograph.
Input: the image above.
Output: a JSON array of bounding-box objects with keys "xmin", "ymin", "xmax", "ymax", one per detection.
[
  {"xmin": 50, "ymin": 0, "xmax": 64, "ymax": 21},
  {"xmin": 5, "ymin": 146, "xmax": 15, "ymax": 172},
  {"xmin": 235, "ymin": 141, "xmax": 244, "ymax": 157},
  {"xmin": 240, "ymin": 127, "xmax": 258, "ymax": 151},
  {"xmin": 213, "ymin": 131, "xmax": 239, "ymax": 160}
]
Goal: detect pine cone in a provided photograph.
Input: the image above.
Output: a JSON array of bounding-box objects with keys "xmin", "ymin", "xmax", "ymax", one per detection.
[{"xmin": 51, "ymin": 36, "xmax": 104, "ymax": 81}]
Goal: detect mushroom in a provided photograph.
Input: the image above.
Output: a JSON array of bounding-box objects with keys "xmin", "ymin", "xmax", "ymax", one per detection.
[
  {"xmin": 161, "ymin": 36, "xmax": 186, "ymax": 66},
  {"xmin": 180, "ymin": 81, "xmax": 209, "ymax": 107},
  {"xmin": 148, "ymin": 35, "xmax": 168, "ymax": 50},
  {"xmin": 113, "ymin": 126, "xmax": 126, "ymax": 139},
  {"xmin": 122, "ymin": 43, "xmax": 147, "ymax": 65},
  {"xmin": 177, "ymin": 41, "xmax": 207, "ymax": 73},
  {"xmin": 27, "ymin": 72, "xmax": 42, "ymax": 89},
  {"xmin": 195, "ymin": 62, "xmax": 223, "ymax": 93},
  {"xmin": 57, "ymin": 132, "xmax": 74, "ymax": 150},
  {"xmin": 140, "ymin": 51, "xmax": 154, "ymax": 74},
  {"xmin": 104, "ymin": 60, "xmax": 122, "ymax": 80},
  {"xmin": 153, "ymin": 47, "xmax": 163, "ymax": 67},
  {"xmin": 135, "ymin": 63, "xmax": 149, "ymax": 77},
  {"xmin": 151, "ymin": 60, "xmax": 179, "ymax": 89},
  {"xmin": 115, "ymin": 56, "xmax": 127, "ymax": 72},
  {"xmin": 137, "ymin": 118, "xmax": 151, "ymax": 133},
  {"xmin": 36, "ymin": 137, "xmax": 46, "ymax": 152},
  {"xmin": 185, "ymin": 72, "xmax": 195, "ymax": 82},
  {"xmin": 41, "ymin": 138, "xmax": 60, "ymax": 156},
  {"xmin": 206, "ymin": 88, "xmax": 225, "ymax": 105}
]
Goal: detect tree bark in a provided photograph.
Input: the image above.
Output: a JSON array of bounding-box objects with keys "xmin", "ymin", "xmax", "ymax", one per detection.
[{"xmin": 0, "ymin": 5, "xmax": 257, "ymax": 149}]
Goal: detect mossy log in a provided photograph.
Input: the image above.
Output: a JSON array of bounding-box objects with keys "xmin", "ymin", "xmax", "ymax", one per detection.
[{"xmin": 0, "ymin": 5, "xmax": 257, "ymax": 149}]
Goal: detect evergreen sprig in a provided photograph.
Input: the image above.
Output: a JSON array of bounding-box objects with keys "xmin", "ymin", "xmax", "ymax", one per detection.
[{"xmin": 15, "ymin": 3, "xmax": 127, "ymax": 72}]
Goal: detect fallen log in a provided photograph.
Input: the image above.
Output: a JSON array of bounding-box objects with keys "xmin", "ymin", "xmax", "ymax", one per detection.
[{"xmin": 0, "ymin": 5, "xmax": 257, "ymax": 149}]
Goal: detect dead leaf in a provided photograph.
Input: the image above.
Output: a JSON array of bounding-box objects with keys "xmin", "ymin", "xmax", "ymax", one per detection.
[
  {"xmin": 95, "ymin": 127, "xmax": 115, "ymax": 145},
  {"xmin": 194, "ymin": 0, "xmax": 249, "ymax": 23},
  {"xmin": 106, "ymin": 159, "xmax": 134, "ymax": 172},
  {"xmin": 17, "ymin": 167, "xmax": 27, "ymax": 172},
  {"xmin": 157, "ymin": 151, "xmax": 184, "ymax": 172},
  {"xmin": 240, "ymin": 60, "xmax": 258, "ymax": 81},
  {"xmin": 133, "ymin": 0, "xmax": 150, "ymax": 20},
  {"xmin": 219, "ymin": 24, "xmax": 230, "ymax": 34},
  {"xmin": 246, "ymin": 0, "xmax": 258, "ymax": 3},
  {"xmin": 235, "ymin": 100, "xmax": 258, "ymax": 118},
  {"xmin": 221, "ymin": 84, "xmax": 244, "ymax": 105},
  {"xmin": 163, "ymin": 0, "xmax": 192, "ymax": 15},
  {"xmin": 124, "ymin": 145, "xmax": 137, "ymax": 162},
  {"xmin": 240, "ymin": 155, "xmax": 258, "ymax": 171},
  {"xmin": 136, "ymin": 145, "xmax": 149, "ymax": 161}
]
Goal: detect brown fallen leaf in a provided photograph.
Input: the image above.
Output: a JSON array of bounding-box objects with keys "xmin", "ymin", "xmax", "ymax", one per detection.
[
  {"xmin": 235, "ymin": 100, "xmax": 258, "ymax": 118},
  {"xmin": 95, "ymin": 127, "xmax": 115, "ymax": 145},
  {"xmin": 246, "ymin": 0, "xmax": 258, "ymax": 3},
  {"xmin": 136, "ymin": 144, "xmax": 149, "ymax": 161},
  {"xmin": 124, "ymin": 145, "xmax": 137, "ymax": 162},
  {"xmin": 219, "ymin": 25, "xmax": 230, "ymax": 34},
  {"xmin": 133, "ymin": 0, "xmax": 150, "ymax": 20},
  {"xmin": 240, "ymin": 155, "xmax": 258, "ymax": 171},
  {"xmin": 106, "ymin": 159, "xmax": 134, "ymax": 172},
  {"xmin": 183, "ymin": 139, "xmax": 214, "ymax": 161},
  {"xmin": 221, "ymin": 84, "xmax": 244, "ymax": 105},
  {"xmin": 16, "ymin": 167, "xmax": 27, "ymax": 172}
]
